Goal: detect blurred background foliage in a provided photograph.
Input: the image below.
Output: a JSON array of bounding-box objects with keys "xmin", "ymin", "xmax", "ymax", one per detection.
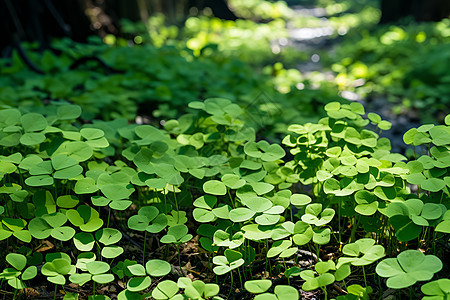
[{"xmin": 0, "ymin": 0, "xmax": 449, "ymax": 138}]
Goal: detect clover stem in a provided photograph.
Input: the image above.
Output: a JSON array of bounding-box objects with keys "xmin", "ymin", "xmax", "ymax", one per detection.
[
  {"xmin": 387, "ymin": 221, "xmax": 392, "ymax": 255},
  {"xmin": 264, "ymin": 239, "xmax": 272, "ymax": 277},
  {"xmin": 432, "ymin": 231, "xmax": 437, "ymax": 255},
  {"xmin": 96, "ymin": 241, "xmax": 102, "ymax": 261},
  {"xmin": 246, "ymin": 242, "xmax": 253, "ymax": 279},
  {"xmin": 377, "ymin": 274, "xmax": 382, "ymax": 298},
  {"xmin": 439, "ymin": 191, "xmax": 444, "ymax": 204},
  {"xmin": 107, "ymin": 207, "xmax": 111, "ymax": 228},
  {"xmin": 362, "ymin": 265, "xmax": 367, "ymax": 287},
  {"xmin": 350, "ymin": 215, "xmax": 360, "ymax": 243},
  {"xmin": 13, "ymin": 288, "xmax": 17, "ymax": 300},
  {"xmin": 420, "ymin": 227, "xmax": 428, "ymax": 247},
  {"xmin": 93, "ymin": 282, "xmax": 96, "ymax": 297},
  {"xmin": 282, "ymin": 258, "xmax": 290, "ymax": 285},
  {"xmin": 321, "ymin": 286, "xmax": 328, "ymax": 300},
  {"xmin": 163, "ymin": 244, "xmax": 169, "ymax": 259},
  {"xmin": 316, "ymin": 244, "xmax": 320, "ymax": 262},
  {"xmin": 338, "ymin": 201, "xmax": 342, "ymax": 248},
  {"xmin": 17, "ymin": 167, "xmax": 24, "ymax": 189},
  {"xmin": 228, "ymin": 271, "xmax": 234, "ymax": 299},
  {"xmin": 163, "ymin": 191, "xmax": 167, "ymax": 213},
  {"xmin": 227, "ymin": 189, "xmax": 235, "ymax": 208},
  {"xmin": 307, "ymin": 243, "xmax": 315, "ymax": 265},
  {"xmin": 237, "ymin": 267, "xmax": 243, "ymax": 289},
  {"xmin": 4, "ymin": 197, "xmax": 10, "ymax": 217},
  {"xmin": 53, "ymin": 184, "xmax": 57, "ymax": 201},
  {"xmin": 54, "ymin": 284, "xmax": 57, "ymax": 300},
  {"xmin": 143, "ymin": 231, "xmax": 147, "ymax": 264},
  {"xmin": 329, "ymin": 226, "xmax": 339, "ymax": 244},
  {"xmin": 173, "ymin": 190, "xmax": 179, "ymax": 212},
  {"xmin": 176, "ymin": 244, "xmax": 185, "ymax": 276},
  {"xmin": 289, "ymin": 204, "xmax": 293, "ymax": 222},
  {"xmin": 207, "ymin": 252, "xmax": 211, "ymax": 271}
]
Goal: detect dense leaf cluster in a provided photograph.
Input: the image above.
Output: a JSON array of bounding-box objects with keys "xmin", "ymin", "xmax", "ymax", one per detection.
[{"xmin": 0, "ymin": 98, "xmax": 448, "ymax": 299}]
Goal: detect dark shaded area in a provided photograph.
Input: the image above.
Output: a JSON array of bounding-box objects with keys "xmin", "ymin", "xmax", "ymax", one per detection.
[
  {"xmin": 190, "ymin": 0, "xmax": 238, "ymax": 20},
  {"xmin": 0, "ymin": 0, "xmax": 90, "ymax": 52},
  {"xmin": 380, "ymin": 0, "xmax": 450, "ymax": 23},
  {"xmin": 0, "ymin": 0, "xmax": 237, "ymax": 55}
]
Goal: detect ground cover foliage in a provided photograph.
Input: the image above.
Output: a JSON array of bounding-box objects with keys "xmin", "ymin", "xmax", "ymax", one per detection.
[
  {"xmin": 0, "ymin": 36, "xmax": 342, "ymax": 139},
  {"xmin": 1, "ymin": 0, "xmax": 450, "ymax": 299},
  {"xmin": 328, "ymin": 19, "xmax": 450, "ymax": 122},
  {"xmin": 119, "ymin": 0, "xmax": 449, "ymax": 123},
  {"xmin": 0, "ymin": 98, "xmax": 449, "ymax": 299}
]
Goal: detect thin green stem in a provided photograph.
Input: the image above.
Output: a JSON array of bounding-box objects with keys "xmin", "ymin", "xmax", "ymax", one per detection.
[
  {"xmin": 377, "ymin": 272, "xmax": 382, "ymax": 300},
  {"xmin": 338, "ymin": 200, "xmax": 342, "ymax": 247},
  {"xmin": 362, "ymin": 265, "xmax": 367, "ymax": 287},
  {"xmin": 265, "ymin": 239, "xmax": 272, "ymax": 277},
  {"xmin": 283, "ymin": 258, "xmax": 290, "ymax": 285},
  {"xmin": 54, "ymin": 284, "xmax": 57, "ymax": 300},
  {"xmin": 227, "ymin": 189, "xmax": 236, "ymax": 208},
  {"xmin": 321, "ymin": 286, "xmax": 328, "ymax": 300},
  {"xmin": 176, "ymin": 244, "xmax": 185, "ymax": 276},
  {"xmin": 289, "ymin": 204, "xmax": 293, "ymax": 222},
  {"xmin": 173, "ymin": 190, "xmax": 179, "ymax": 212},
  {"xmin": 163, "ymin": 191, "xmax": 167, "ymax": 213},
  {"xmin": 237, "ymin": 267, "xmax": 243, "ymax": 289},
  {"xmin": 432, "ymin": 231, "xmax": 437, "ymax": 255},
  {"xmin": 95, "ymin": 241, "xmax": 102, "ymax": 261},
  {"xmin": 228, "ymin": 271, "xmax": 234, "ymax": 299},
  {"xmin": 316, "ymin": 244, "xmax": 320, "ymax": 262},
  {"xmin": 349, "ymin": 215, "xmax": 360, "ymax": 243},
  {"xmin": 143, "ymin": 231, "xmax": 147, "ymax": 264},
  {"xmin": 107, "ymin": 207, "xmax": 111, "ymax": 228}
]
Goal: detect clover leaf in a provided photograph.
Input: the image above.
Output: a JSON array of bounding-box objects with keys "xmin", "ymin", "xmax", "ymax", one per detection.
[
  {"xmin": 1, "ymin": 218, "xmax": 31, "ymax": 242},
  {"xmin": 213, "ymin": 249, "xmax": 244, "ymax": 275},
  {"xmin": 127, "ymin": 206, "xmax": 168, "ymax": 233},
  {"xmin": 245, "ymin": 279, "xmax": 272, "ymax": 294},
  {"xmin": 336, "ymin": 238, "xmax": 385, "ymax": 268},
  {"xmin": 0, "ymin": 253, "xmax": 37, "ymax": 290},
  {"xmin": 253, "ymin": 285, "xmax": 299, "ymax": 300},
  {"xmin": 29, "ymin": 212, "xmax": 75, "ymax": 241},
  {"xmin": 292, "ymin": 221, "xmax": 314, "ymax": 246},
  {"xmin": 152, "ymin": 280, "xmax": 179, "ymax": 300},
  {"xmin": 41, "ymin": 253, "xmax": 75, "ymax": 285},
  {"xmin": 193, "ymin": 195, "xmax": 218, "ymax": 223},
  {"xmin": 421, "ymin": 279, "xmax": 450, "ymax": 299},
  {"xmin": 300, "ymin": 268, "xmax": 335, "ymax": 291},
  {"xmin": 66, "ymin": 205, "xmax": 103, "ymax": 232},
  {"xmin": 376, "ymin": 250, "xmax": 442, "ymax": 289},
  {"xmin": 386, "ymin": 199, "xmax": 444, "ymax": 241},
  {"xmin": 267, "ymin": 240, "xmax": 298, "ymax": 258},
  {"xmin": 70, "ymin": 261, "xmax": 114, "ymax": 286},
  {"xmin": 301, "ymin": 203, "xmax": 335, "ymax": 226},
  {"xmin": 177, "ymin": 278, "xmax": 221, "ymax": 300},
  {"xmin": 203, "ymin": 180, "xmax": 227, "ymax": 196},
  {"xmin": 213, "ymin": 230, "xmax": 244, "ymax": 249},
  {"xmin": 160, "ymin": 224, "xmax": 192, "ymax": 245},
  {"xmin": 125, "ymin": 259, "xmax": 171, "ymax": 292}
]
